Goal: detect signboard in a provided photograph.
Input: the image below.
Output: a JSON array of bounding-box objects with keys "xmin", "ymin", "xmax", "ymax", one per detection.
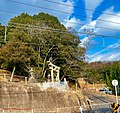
[
  {"xmin": 112, "ymin": 80, "xmax": 119, "ymax": 104},
  {"xmin": 112, "ymin": 80, "xmax": 118, "ymax": 86}
]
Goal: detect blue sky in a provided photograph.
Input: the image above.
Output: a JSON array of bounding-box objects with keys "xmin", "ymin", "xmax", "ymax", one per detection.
[{"xmin": 1, "ymin": 0, "xmax": 120, "ymax": 62}]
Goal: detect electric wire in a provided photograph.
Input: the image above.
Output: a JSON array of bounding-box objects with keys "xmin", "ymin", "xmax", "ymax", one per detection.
[
  {"xmin": 6, "ymin": 0, "xmax": 120, "ymax": 25},
  {"xmin": 41, "ymin": 0, "xmax": 120, "ymax": 18},
  {"xmin": 0, "ymin": 22, "xmax": 120, "ymax": 46},
  {"xmin": 0, "ymin": 9, "xmax": 19, "ymax": 14},
  {"xmin": 6, "ymin": 22, "xmax": 120, "ymax": 39},
  {"xmin": 0, "ymin": 24, "xmax": 119, "ymax": 49},
  {"xmin": 1, "ymin": 18, "xmax": 120, "ymax": 37},
  {"xmin": 59, "ymin": 20, "xmax": 120, "ymax": 32},
  {"xmin": 1, "ymin": 9, "xmax": 120, "ymax": 32}
]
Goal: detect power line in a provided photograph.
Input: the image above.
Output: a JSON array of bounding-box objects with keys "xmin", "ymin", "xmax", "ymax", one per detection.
[
  {"xmin": 6, "ymin": 0, "xmax": 120, "ymax": 25},
  {"xmin": 9, "ymin": 20, "xmax": 120, "ymax": 32},
  {"xmin": 1, "ymin": 8, "xmax": 120, "ymax": 32},
  {"xmin": 41, "ymin": 0, "xmax": 120, "ymax": 18},
  {"xmin": 0, "ymin": 9, "xmax": 19, "ymax": 14},
  {"xmin": 1, "ymin": 8, "xmax": 120, "ymax": 33},
  {"xmin": 7, "ymin": 22, "xmax": 120, "ymax": 39},
  {"xmin": 0, "ymin": 23, "xmax": 119, "ymax": 60},
  {"xmin": 0, "ymin": 19, "xmax": 120, "ymax": 38},
  {"xmin": 62, "ymin": 20, "xmax": 120, "ymax": 32},
  {"xmin": 2, "ymin": 22, "xmax": 120, "ymax": 40},
  {"xmin": 1, "ymin": 9, "xmax": 120, "ymax": 32}
]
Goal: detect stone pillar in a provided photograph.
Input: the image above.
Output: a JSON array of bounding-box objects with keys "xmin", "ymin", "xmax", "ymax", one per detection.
[
  {"xmin": 57, "ymin": 70, "xmax": 60, "ymax": 82},
  {"xmin": 64, "ymin": 78, "xmax": 67, "ymax": 83},
  {"xmin": 51, "ymin": 66, "xmax": 54, "ymax": 82},
  {"xmin": 25, "ymin": 77, "xmax": 27, "ymax": 85}
]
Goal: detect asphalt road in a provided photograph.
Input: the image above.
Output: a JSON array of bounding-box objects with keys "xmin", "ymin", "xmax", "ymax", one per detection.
[{"xmin": 82, "ymin": 90, "xmax": 115, "ymax": 113}]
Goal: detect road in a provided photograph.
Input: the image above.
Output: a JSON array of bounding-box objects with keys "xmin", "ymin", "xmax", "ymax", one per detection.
[{"xmin": 82, "ymin": 90, "xmax": 116, "ymax": 113}]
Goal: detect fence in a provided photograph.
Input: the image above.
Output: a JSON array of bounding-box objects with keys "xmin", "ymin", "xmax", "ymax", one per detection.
[{"xmin": 38, "ymin": 81, "xmax": 69, "ymax": 90}]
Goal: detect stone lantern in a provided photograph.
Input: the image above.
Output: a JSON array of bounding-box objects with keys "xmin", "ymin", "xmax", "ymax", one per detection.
[{"xmin": 28, "ymin": 68, "xmax": 37, "ymax": 83}]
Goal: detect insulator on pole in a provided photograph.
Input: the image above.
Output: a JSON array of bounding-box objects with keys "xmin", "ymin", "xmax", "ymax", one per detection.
[{"xmin": 102, "ymin": 36, "xmax": 105, "ymax": 48}]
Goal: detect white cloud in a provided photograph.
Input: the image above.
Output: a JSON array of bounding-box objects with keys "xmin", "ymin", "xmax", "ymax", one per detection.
[
  {"xmin": 84, "ymin": 0, "xmax": 103, "ymax": 21},
  {"xmin": 13, "ymin": 0, "xmax": 74, "ymax": 23},
  {"xmin": 89, "ymin": 51, "xmax": 120, "ymax": 62},
  {"xmin": 40, "ymin": 0, "xmax": 74, "ymax": 21},
  {"xmin": 80, "ymin": 20, "xmax": 96, "ymax": 32},
  {"xmin": 88, "ymin": 41, "xmax": 120, "ymax": 62},
  {"xmin": 63, "ymin": 17, "xmax": 81, "ymax": 29},
  {"xmin": 95, "ymin": 7, "xmax": 120, "ymax": 35},
  {"xmin": 82, "ymin": 7, "xmax": 120, "ymax": 62}
]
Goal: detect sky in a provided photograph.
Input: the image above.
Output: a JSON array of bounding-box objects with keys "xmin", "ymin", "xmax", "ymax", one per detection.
[{"xmin": 0, "ymin": 0, "xmax": 120, "ymax": 62}]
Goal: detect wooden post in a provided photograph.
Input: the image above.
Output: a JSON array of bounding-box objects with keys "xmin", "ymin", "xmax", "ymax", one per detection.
[
  {"xmin": 25, "ymin": 77, "xmax": 27, "ymax": 85},
  {"xmin": 2, "ymin": 109, "xmax": 4, "ymax": 113},
  {"xmin": 4, "ymin": 74, "xmax": 6, "ymax": 81},
  {"xmin": 31, "ymin": 109, "xmax": 33, "ymax": 113},
  {"xmin": 10, "ymin": 66, "xmax": 15, "ymax": 82}
]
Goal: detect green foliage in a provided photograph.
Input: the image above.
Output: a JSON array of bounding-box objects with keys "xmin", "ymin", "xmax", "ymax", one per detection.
[
  {"xmin": 2, "ymin": 12, "xmax": 120, "ymax": 87},
  {"xmin": 102, "ymin": 62, "xmax": 120, "ymax": 93},
  {"xmin": 0, "ymin": 12, "xmax": 85, "ymax": 81},
  {"xmin": 0, "ymin": 24, "xmax": 5, "ymax": 40},
  {"xmin": 86, "ymin": 62, "xmax": 104, "ymax": 84},
  {"xmin": 0, "ymin": 40, "xmax": 37, "ymax": 76},
  {"xmin": 0, "ymin": 24, "xmax": 5, "ymax": 37},
  {"xmin": 33, "ymin": 12, "xmax": 65, "ymax": 29},
  {"xmin": 87, "ymin": 61, "xmax": 120, "ymax": 94}
]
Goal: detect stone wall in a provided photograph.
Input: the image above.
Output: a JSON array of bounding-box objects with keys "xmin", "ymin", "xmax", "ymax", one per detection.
[{"xmin": 0, "ymin": 82, "xmax": 81, "ymax": 113}]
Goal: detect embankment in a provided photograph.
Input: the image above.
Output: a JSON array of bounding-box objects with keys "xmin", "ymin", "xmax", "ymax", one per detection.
[{"xmin": 0, "ymin": 82, "xmax": 83, "ymax": 113}]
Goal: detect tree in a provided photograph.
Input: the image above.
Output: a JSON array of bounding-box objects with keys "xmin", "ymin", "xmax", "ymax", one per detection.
[
  {"xmin": 0, "ymin": 25, "xmax": 5, "ymax": 47},
  {"xmin": 0, "ymin": 39, "xmax": 37, "ymax": 76},
  {"xmin": 102, "ymin": 62, "xmax": 120, "ymax": 92},
  {"xmin": 0, "ymin": 12, "xmax": 86, "ymax": 81}
]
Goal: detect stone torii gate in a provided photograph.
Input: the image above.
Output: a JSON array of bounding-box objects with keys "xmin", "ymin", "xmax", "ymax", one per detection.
[{"xmin": 47, "ymin": 61, "xmax": 60, "ymax": 82}]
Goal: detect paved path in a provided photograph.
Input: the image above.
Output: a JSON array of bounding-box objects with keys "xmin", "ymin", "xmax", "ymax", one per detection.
[{"xmin": 82, "ymin": 90, "xmax": 115, "ymax": 113}]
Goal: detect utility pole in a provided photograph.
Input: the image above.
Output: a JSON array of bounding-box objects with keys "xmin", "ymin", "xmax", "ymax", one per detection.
[{"xmin": 4, "ymin": 26, "xmax": 7, "ymax": 43}]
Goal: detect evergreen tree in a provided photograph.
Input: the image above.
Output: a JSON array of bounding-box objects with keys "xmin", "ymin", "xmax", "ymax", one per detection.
[{"xmin": 0, "ymin": 12, "xmax": 85, "ymax": 81}]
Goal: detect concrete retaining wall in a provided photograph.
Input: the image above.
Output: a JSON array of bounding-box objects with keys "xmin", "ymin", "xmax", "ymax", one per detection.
[{"xmin": 0, "ymin": 82, "xmax": 80, "ymax": 113}]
